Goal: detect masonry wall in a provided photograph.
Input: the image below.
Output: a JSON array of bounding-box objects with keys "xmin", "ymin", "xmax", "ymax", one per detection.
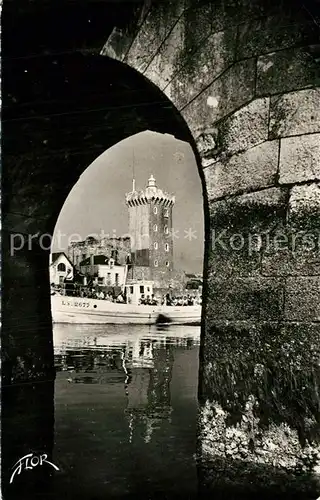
[
  {"xmin": 148, "ymin": 201, "xmax": 174, "ymax": 272},
  {"xmin": 104, "ymin": 0, "xmax": 320, "ymax": 495},
  {"xmin": 68, "ymin": 237, "xmax": 131, "ymax": 267}
]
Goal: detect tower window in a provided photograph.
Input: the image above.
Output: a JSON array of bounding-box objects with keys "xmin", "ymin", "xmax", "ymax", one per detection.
[
  {"xmin": 153, "ymin": 224, "xmax": 158, "ymax": 232},
  {"xmin": 165, "ymin": 261, "xmax": 170, "ymax": 267},
  {"xmin": 154, "ymin": 242, "xmax": 158, "ymax": 250},
  {"xmin": 57, "ymin": 263, "xmax": 66, "ymax": 272},
  {"xmin": 153, "ymin": 206, "xmax": 158, "ymax": 215},
  {"xmin": 164, "ymin": 208, "xmax": 169, "ymax": 218},
  {"xmin": 164, "ymin": 226, "xmax": 169, "ymax": 235},
  {"xmin": 165, "ymin": 243, "xmax": 169, "ymax": 252},
  {"xmin": 154, "ymin": 260, "xmax": 158, "ymax": 267}
]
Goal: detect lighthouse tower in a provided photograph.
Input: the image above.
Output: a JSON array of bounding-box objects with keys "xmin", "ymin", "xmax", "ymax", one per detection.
[{"xmin": 125, "ymin": 175, "xmax": 175, "ymax": 289}]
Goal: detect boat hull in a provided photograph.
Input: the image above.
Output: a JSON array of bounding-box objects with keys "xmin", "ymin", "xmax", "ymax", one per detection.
[{"xmin": 51, "ymin": 295, "xmax": 201, "ymax": 325}]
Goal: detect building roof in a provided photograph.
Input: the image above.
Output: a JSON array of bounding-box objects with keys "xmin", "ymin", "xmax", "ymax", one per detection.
[
  {"xmin": 125, "ymin": 174, "xmax": 175, "ymax": 206},
  {"xmin": 186, "ymin": 273, "xmax": 203, "ymax": 281},
  {"xmin": 51, "ymin": 252, "xmax": 74, "ymax": 267}
]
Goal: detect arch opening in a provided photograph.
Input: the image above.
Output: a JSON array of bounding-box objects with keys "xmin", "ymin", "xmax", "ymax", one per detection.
[
  {"xmin": 3, "ymin": 51, "xmax": 209, "ymax": 498},
  {"xmin": 49, "ymin": 127, "xmax": 205, "ymax": 497}
]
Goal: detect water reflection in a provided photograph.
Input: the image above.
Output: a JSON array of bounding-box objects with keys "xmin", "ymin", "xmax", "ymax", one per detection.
[{"xmin": 53, "ymin": 324, "xmax": 200, "ymax": 499}]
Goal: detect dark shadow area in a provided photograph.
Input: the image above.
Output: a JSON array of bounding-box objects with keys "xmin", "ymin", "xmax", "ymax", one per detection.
[
  {"xmin": 1, "ymin": 382, "xmax": 55, "ymax": 500},
  {"xmin": 1, "ymin": 237, "xmax": 56, "ymax": 499},
  {"xmin": 2, "ymin": 0, "xmax": 146, "ymax": 60},
  {"xmin": 199, "ymin": 459, "xmax": 320, "ymax": 500}
]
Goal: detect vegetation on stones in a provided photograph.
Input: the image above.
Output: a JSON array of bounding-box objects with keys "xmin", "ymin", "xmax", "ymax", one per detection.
[{"xmin": 202, "ymin": 322, "xmax": 320, "ymax": 445}]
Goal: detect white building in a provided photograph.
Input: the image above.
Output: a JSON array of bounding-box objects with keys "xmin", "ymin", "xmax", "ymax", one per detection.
[
  {"xmin": 79, "ymin": 255, "xmax": 127, "ymax": 288},
  {"xmin": 50, "ymin": 252, "xmax": 74, "ymax": 286}
]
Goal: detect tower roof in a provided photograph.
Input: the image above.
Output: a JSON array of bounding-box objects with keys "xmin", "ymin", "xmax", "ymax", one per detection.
[
  {"xmin": 125, "ymin": 175, "xmax": 175, "ymax": 207},
  {"xmin": 148, "ymin": 174, "xmax": 156, "ymax": 188}
]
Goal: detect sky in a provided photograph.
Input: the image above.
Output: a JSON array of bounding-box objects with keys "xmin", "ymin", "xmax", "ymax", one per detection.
[{"xmin": 52, "ymin": 131, "xmax": 204, "ymax": 274}]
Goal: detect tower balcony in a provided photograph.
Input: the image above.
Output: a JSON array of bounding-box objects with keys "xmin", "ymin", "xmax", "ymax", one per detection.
[{"xmin": 125, "ymin": 174, "xmax": 175, "ymax": 207}]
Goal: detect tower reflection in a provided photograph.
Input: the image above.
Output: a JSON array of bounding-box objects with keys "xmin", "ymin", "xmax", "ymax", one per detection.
[
  {"xmin": 123, "ymin": 337, "xmax": 174, "ymax": 444},
  {"xmin": 54, "ymin": 324, "xmax": 199, "ymax": 441},
  {"xmin": 53, "ymin": 324, "xmax": 200, "ymax": 498}
]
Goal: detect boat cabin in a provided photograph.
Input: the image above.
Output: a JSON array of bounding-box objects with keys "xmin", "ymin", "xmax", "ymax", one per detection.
[{"xmin": 125, "ymin": 281, "xmax": 154, "ymax": 305}]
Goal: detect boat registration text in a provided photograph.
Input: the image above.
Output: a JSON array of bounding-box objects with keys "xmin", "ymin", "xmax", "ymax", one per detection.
[{"xmin": 61, "ymin": 300, "xmax": 90, "ymax": 308}]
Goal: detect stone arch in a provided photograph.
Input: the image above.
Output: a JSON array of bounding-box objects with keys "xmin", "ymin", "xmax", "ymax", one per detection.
[
  {"xmin": 3, "ymin": 0, "xmax": 320, "ymax": 496},
  {"xmin": 2, "ymin": 51, "xmax": 208, "ymax": 496}
]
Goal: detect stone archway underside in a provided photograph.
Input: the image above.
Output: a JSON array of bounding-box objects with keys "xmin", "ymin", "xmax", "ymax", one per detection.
[{"xmin": 3, "ymin": 0, "xmax": 320, "ymax": 497}]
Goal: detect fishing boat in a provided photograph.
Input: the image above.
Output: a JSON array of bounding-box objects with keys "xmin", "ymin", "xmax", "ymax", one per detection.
[{"xmin": 51, "ymin": 294, "xmax": 201, "ymax": 325}]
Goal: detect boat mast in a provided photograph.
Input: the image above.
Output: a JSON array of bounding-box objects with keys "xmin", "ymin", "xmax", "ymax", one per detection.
[
  {"xmin": 130, "ymin": 148, "xmax": 135, "ymax": 281},
  {"xmin": 132, "ymin": 148, "xmax": 135, "ymax": 193}
]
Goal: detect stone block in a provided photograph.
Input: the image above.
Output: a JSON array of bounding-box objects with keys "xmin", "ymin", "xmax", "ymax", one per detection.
[
  {"xmin": 285, "ymin": 277, "xmax": 320, "ymax": 321},
  {"xmin": 171, "ymin": 28, "xmax": 237, "ymax": 108},
  {"xmin": 180, "ymin": 59, "xmax": 255, "ymax": 135},
  {"xmin": 256, "ymin": 47, "xmax": 318, "ymax": 96},
  {"xmin": 262, "ymin": 249, "xmax": 320, "ymax": 277},
  {"xmin": 126, "ymin": 1, "xmax": 184, "ymax": 72},
  {"xmin": 212, "ymin": 98, "xmax": 270, "ymax": 158},
  {"xmin": 208, "ymin": 245, "xmax": 261, "ymax": 279},
  {"xmin": 279, "ymin": 322, "xmax": 320, "ymax": 366},
  {"xmin": 237, "ymin": 9, "xmax": 318, "ymax": 60},
  {"xmin": 144, "ymin": 17, "xmax": 185, "ymax": 92},
  {"xmin": 209, "ymin": 187, "xmax": 288, "ymax": 234},
  {"xmin": 269, "ymin": 88, "xmax": 320, "ymax": 139},
  {"xmin": 207, "ymin": 0, "xmax": 287, "ymax": 33},
  {"xmin": 288, "ymin": 183, "xmax": 320, "ymax": 231},
  {"xmin": 279, "ymin": 133, "xmax": 320, "ymax": 184},
  {"xmin": 3, "ymin": 212, "xmax": 42, "ymax": 238},
  {"xmin": 196, "ymin": 128, "xmax": 219, "ymax": 159},
  {"xmin": 100, "ymin": 28, "xmax": 133, "ymax": 61},
  {"xmin": 206, "ymin": 277, "xmax": 285, "ymax": 321},
  {"xmin": 204, "ymin": 140, "xmax": 279, "ymax": 200},
  {"xmin": 183, "ymin": 2, "xmax": 214, "ymax": 53}
]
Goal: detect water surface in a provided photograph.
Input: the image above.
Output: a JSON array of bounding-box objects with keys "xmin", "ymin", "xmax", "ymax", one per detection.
[{"xmin": 52, "ymin": 323, "xmax": 200, "ymax": 499}]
